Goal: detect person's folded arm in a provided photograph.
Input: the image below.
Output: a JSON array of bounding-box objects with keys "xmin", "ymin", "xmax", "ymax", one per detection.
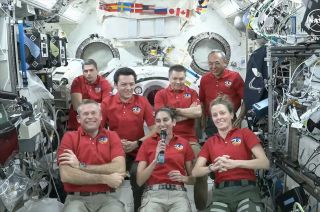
[
  {"xmin": 217, "ymin": 144, "xmax": 270, "ymax": 171},
  {"xmin": 59, "ymin": 165, "xmax": 124, "ymax": 188},
  {"xmin": 59, "ymin": 149, "xmax": 125, "ymax": 174},
  {"xmin": 176, "ymin": 104, "xmax": 202, "ymax": 119},
  {"xmin": 81, "ymin": 156, "xmax": 126, "ymax": 175}
]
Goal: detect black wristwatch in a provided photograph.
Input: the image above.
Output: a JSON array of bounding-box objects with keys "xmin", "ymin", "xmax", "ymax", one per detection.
[{"xmin": 137, "ymin": 139, "xmax": 143, "ymax": 147}]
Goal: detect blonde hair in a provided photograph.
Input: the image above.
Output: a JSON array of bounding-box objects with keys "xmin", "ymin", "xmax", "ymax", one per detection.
[{"xmin": 209, "ymin": 95, "xmax": 234, "ymax": 113}]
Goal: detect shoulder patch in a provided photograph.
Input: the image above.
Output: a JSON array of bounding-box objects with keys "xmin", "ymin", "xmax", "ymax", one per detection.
[
  {"xmin": 174, "ymin": 143, "xmax": 184, "ymax": 151},
  {"xmin": 230, "ymin": 137, "xmax": 241, "ymax": 145},
  {"xmin": 224, "ymin": 80, "xmax": 232, "ymax": 87},
  {"xmin": 132, "ymin": 106, "xmax": 141, "ymax": 114},
  {"xmin": 98, "ymin": 136, "xmax": 108, "ymax": 144},
  {"xmin": 184, "ymin": 93, "xmax": 191, "ymax": 98},
  {"xmin": 95, "ymin": 86, "xmax": 101, "ymax": 93}
]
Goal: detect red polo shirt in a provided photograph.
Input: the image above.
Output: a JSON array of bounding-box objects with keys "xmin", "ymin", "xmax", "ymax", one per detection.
[
  {"xmin": 101, "ymin": 94, "xmax": 155, "ymax": 157},
  {"xmin": 67, "ymin": 75, "xmax": 112, "ymax": 130},
  {"xmin": 199, "ymin": 128, "xmax": 260, "ymax": 184},
  {"xmin": 199, "ymin": 69, "xmax": 244, "ymax": 116},
  {"xmin": 57, "ymin": 127, "xmax": 124, "ymax": 192},
  {"xmin": 136, "ymin": 134, "xmax": 194, "ymax": 186},
  {"xmin": 154, "ymin": 86, "xmax": 200, "ymax": 142}
]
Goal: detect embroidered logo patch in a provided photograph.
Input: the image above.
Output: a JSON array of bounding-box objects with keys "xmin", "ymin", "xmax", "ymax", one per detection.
[
  {"xmin": 98, "ymin": 136, "xmax": 108, "ymax": 144},
  {"xmin": 224, "ymin": 80, "xmax": 232, "ymax": 87},
  {"xmin": 231, "ymin": 137, "xmax": 241, "ymax": 145},
  {"xmin": 174, "ymin": 143, "xmax": 184, "ymax": 151},
  {"xmin": 132, "ymin": 106, "xmax": 141, "ymax": 114},
  {"xmin": 184, "ymin": 93, "xmax": 191, "ymax": 98},
  {"xmin": 95, "ymin": 86, "xmax": 101, "ymax": 93}
]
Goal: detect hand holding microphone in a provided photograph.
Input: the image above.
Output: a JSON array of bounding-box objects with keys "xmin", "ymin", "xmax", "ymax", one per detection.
[{"xmin": 156, "ymin": 129, "xmax": 167, "ymax": 164}]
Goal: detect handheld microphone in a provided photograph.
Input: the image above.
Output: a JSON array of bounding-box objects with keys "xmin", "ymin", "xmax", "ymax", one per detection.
[
  {"xmin": 157, "ymin": 129, "xmax": 167, "ymax": 164},
  {"xmin": 160, "ymin": 129, "xmax": 167, "ymax": 140}
]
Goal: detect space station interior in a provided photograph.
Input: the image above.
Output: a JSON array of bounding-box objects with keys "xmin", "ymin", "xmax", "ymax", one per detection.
[{"xmin": 0, "ymin": 0, "xmax": 320, "ymax": 211}]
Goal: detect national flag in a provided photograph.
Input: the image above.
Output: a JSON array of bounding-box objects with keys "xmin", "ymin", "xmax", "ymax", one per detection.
[
  {"xmin": 195, "ymin": 0, "xmax": 208, "ymax": 14},
  {"xmin": 195, "ymin": 7, "xmax": 203, "ymax": 14},
  {"xmin": 154, "ymin": 8, "xmax": 168, "ymax": 15},
  {"xmin": 178, "ymin": 8, "xmax": 190, "ymax": 18},
  {"xmin": 142, "ymin": 5, "xmax": 155, "ymax": 14},
  {"xmin": 130, "ymin": 3, "xmax": 143, "ymax": 13},
  {"xmin": 118, "ymin": 2, "xmax": 132, "ymax": 12},
  {"xmin": 169, "ymin": 8, "xmax": 190, "ymax": 18},
  {"xmin": 100, "ymin": 3, "xmax": 118, "ymax": 12}
]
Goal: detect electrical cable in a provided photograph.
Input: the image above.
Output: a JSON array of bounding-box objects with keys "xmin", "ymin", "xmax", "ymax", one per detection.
[
  {"xmin": 293, "ymin": 202, "xmax": 305, "ymax": 212},
  {"xmin": 0, "ymin": 5, "xmax": 12, "ymax": 17},
  {"xmin": 40, "ymin": 118, "xmax": 61, "ymax": 202},
  {"xmin": 301, "ymin": 150, "xmax": 320, "ymax": 170}
]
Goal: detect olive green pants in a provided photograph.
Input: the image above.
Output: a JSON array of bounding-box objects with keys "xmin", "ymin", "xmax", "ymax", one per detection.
[{"xmin": 208, "ymin": 185, "xmax": 264, "ymax": 212}]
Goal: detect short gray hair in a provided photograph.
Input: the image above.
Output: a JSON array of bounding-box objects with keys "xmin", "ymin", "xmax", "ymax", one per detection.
[
  {"xmin": 208, "ymin": 49, "xmax": 227, "ymax": 62},
  {"xmin": 77, "ymin": 99, "xmax": 100, "ymax": 114}
]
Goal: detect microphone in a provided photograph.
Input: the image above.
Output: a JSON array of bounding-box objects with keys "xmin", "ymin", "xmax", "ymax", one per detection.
[
  {"xmin": 160, "ymin": 129, "xmax": 167, "ymax": 140},
  {"xmin": 157, "ymin": 129, "xmax": 167, "ymax": 164}
]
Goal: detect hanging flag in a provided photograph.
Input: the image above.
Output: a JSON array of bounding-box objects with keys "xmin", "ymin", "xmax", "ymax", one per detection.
[
  {"xmin": 100, "ymin": 3, "xmax": 118, "ymax": 12},
  {"xmin": 195, "ymin": 0, "xmax": 208, "ymax": 14},
  {"xmin": 142, "ymin": 5, "xmax": 155, "ymax": 14},
  {"xmin": 118, "ymin": 2, "xmax": 132, "ymax": 12},
  {"xmin": 130, "ymin": 3, "xmax": 143, "ymax": 13},
  {"xmin": 169, "ymin": 8, "xmax": 190, "ymax": 18},
  {"xmin": 154, "ymin": 8, "xmax": 168, "ymax": 15}
]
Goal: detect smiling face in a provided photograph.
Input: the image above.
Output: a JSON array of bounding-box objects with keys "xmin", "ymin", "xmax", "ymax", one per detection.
[
  {"xmin": 115, "ymin": 75, "xmax": 135, "ymax": 102},
  {"xmin": 169, "ymin": 70, "xmax": 186, "ymax": 91},
  {"xmin": 77, "ymin": 103, "xmax": 102, "ymax": 133},
  {"xmin": 83, "ymin": 64, "xmax": 99, "ymax": 84},
  {"xmin": 155, "ymin": 110, "xmax": 176, "ymax": 136},
  {"xmin": 210, "ymin": 103, "xmax": 234, "ymax": 131},
  {"xmin": 208, "ymin": 52, "xmax": 227, "ymax": 78}
]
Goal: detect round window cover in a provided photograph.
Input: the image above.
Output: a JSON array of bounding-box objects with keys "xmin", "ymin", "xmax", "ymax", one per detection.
[
  {"xmin": 76, "ymin": 35, "xmax": 120, "ymax": 71},
  {"xmin": 187, "ymin": 32, "xmax": 231, "ymax": 75}
]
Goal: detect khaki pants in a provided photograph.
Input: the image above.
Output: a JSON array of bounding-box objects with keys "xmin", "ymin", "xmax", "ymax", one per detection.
[
  {"xmin": 139, "ymin": 190, "xmax": 192, "ymax": 212},
  {"xmin": 63, "ymin": 193, "xmax": 125, "ymax": 212},
  {"xmin": 190, "ymin": 142, "xmax": 208, "ymax": 210}
]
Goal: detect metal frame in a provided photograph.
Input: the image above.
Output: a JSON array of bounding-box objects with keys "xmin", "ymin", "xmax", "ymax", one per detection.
[
  {"xmin": 266, "ymin": 42, "xmax": 320, "ymax": 201},
  {"xmin": 187, "ymin": 32, "xmax": 231, "ymax": 75},
  {"xmin": 75, "ymin": 35, "xmax": 120, "ymax": 60}
]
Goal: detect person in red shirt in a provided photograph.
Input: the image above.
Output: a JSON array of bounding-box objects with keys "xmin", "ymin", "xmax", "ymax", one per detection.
[
  {"xmin": 154, "ymin": 64, "xmax": 207, "ymax": 210},
  {"xmin": 199, "ymin": 50, "xmax": 246, "ymax": 137},
  {"xmin": 58, "ymin": 99, "xmax": 126, "ymax": 212},
  {"xmin": 192, "ymin": 95, "xmax": 269, "ymax": 211},
  {"xmin": 67, "ymin": 59, "xmax": 112, "ymax": 130},
  {"xmin": 100, "ymin": 67, "xmax": 155, "ymax": 212},
  {"xmin": 136, "ymin": 107, "xmax": 194, "ymax": 212}
]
